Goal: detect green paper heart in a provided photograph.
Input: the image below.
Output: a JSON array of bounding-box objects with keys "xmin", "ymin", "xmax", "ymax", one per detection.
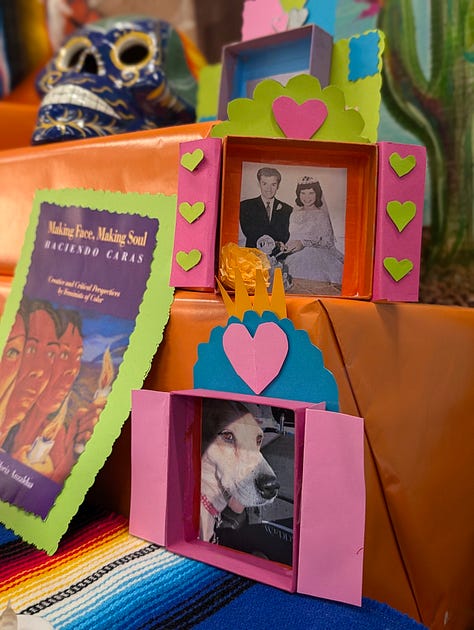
[
  {"xmin": 180, "ymin": 149, "xmax": 204, "ymax": 171},
  {"xmin": 179, "ymin": 201, "xmax": 205, "ymax": 223},
  {"xmin": 386, "ymin": 200, "xmax": 416, "ymax": 232},
  {"xmin": 176, "ymin": 249, "xmax": 202, "ymax": 271},
  {"xmin": 389, "ymin": 152, "xmax": 416, "ymax": 177},
  {"xmin": 280, "ymin": 0, "xmax": 306, "ymax": 10},
  {"xmin": 383, "ymin": 257, "xmax": 414, "ymax": 281}
]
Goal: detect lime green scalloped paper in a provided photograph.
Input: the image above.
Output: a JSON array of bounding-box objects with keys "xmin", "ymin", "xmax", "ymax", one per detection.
[
  {"xmin": 197, "ymin": 63, "xmax": 222, "ymax": 121},
  {"xmin": 280, "ymin": 0, "xmax": 306, "ymax": 10},
  {"xmin": 211, "ymin": 74, "xmax": 367, "ymax": 142},
  {"xmin": 330, "ymin": 30, "xmax": 385, "ymax": 143},
  {"xmin": 0, "ymin": 188, "xmax": 175, "ymax": 553}
]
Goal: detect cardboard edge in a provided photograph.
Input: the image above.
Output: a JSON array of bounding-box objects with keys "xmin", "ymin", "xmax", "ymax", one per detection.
[
  {"xmin": 297, "ymin": 409, "xmax": 365, "ymax": 606},
  {"xmin": 129, "ymin": 389, "xmax": 171, "ymax": 546}
]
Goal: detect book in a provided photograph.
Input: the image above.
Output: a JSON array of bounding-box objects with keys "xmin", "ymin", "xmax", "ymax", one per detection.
[{"xmin": 0, "ymin": 188, "xmax": 175, "ymax": 553}]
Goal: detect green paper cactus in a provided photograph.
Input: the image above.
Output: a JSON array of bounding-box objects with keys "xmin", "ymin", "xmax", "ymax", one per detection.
[{"xmin": 377, "ymin": 0, "xmax": 474, "ymax": 262}]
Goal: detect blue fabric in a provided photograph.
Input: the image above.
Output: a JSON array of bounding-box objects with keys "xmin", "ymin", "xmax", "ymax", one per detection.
[
  {"xmin": 0, "ymin": 524, "xmax": 17, "ymax": 545},
  {"xmin": 195, "ymin": 584, "xmax": 427, "ymax": 630},
  {"xmin": 0, "ymin": 509, "xmax": 427, "ymax": 630}
]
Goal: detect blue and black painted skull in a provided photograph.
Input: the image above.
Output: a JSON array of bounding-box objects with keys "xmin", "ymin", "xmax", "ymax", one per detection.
[{"xmin": 33, "ymin": 16, "xmax": 197, "ymax": 144}]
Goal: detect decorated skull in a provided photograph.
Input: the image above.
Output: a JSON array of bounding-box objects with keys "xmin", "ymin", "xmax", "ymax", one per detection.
[{"xmin": 33, "ymin": 16, "xmax": 198, "ymax": 144}]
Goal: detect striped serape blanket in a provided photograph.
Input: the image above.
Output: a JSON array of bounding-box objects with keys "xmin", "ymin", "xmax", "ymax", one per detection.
[{"xmin": 0, "ymin": 506, "xmax": 426, "ymax": 629}]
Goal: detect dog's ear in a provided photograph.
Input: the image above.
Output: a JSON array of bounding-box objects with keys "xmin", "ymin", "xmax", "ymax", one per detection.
[{"xmin": 201, "ymin": 398, "xmax": 217, "ymax": 453}]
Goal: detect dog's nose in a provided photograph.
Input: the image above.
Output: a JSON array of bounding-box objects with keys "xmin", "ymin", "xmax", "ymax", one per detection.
[{"xmin": 256, "ymin": 474, "xmax": 280, "ymax": 499}]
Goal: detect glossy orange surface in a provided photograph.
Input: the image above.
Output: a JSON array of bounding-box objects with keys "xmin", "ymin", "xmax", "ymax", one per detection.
[
  {"xmin": 0, "ymin": 119, "xmax": 472, "ymax": 630},
  {"xmin": 93, "ymin": 291, "xmax": 474, "ymax": 630}
]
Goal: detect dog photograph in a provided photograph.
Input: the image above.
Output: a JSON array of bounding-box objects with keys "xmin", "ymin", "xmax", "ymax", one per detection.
[{"xmin": 200, "ymin": 398, "xmax": 295, "ymax": 567}]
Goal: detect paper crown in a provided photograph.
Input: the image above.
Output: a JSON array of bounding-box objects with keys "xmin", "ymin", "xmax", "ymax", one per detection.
[{"xmin": 217, "ymin": 267, "xmax": 287, "ymax": 320}]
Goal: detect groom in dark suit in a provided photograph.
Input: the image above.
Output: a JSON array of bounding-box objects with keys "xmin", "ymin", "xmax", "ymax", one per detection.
[{"xmin": 240, "ymin": 167, "xmax": 292, "ymax": 252}]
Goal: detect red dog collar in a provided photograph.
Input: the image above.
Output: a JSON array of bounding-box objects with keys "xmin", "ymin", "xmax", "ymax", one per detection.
[{"xmin": 201, "ymin": 494, "xmax": 220, "ymax": 519}]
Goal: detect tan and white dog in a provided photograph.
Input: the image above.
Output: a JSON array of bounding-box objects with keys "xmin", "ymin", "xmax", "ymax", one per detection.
[{"xmin": 200, "ymin": 399, "xmax": 280, "ymax": 543}]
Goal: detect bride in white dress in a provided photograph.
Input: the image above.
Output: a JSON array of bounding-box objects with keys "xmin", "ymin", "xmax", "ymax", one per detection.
[{"xmin": 284, "ymin": 176, "xmax": 344, "ymax": 286}]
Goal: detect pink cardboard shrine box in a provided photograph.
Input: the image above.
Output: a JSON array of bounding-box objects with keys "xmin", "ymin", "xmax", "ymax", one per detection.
[{"xmin": 130, "ymin": 388, "xmax": 365, "ymax": 606}]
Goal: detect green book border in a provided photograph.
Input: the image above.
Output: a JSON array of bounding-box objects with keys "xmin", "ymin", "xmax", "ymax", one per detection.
[{"xmin": 0, "ymin": 188, "xmax": 176, "ymax": 553}]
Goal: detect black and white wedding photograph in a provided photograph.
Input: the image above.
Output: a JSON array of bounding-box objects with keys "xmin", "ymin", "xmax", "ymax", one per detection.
[{"xmin": 239, "ymin": 161, "xmax": 347, "ymax": 295}]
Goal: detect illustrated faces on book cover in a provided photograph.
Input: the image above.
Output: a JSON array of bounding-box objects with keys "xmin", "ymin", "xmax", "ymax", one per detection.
[
  {"xmin": 0, "ymin": 301, "xmax": 60, "ymax": 440},
  {"xmin": 35, "ymin": 315, "xmax": 83, "ymax": 416},
  {"xmin": 0, "ymin": 312, "xmax": 26, "ymax": 404}
]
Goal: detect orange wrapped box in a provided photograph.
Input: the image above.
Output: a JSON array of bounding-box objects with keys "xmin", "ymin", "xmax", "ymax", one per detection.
[
  {"xmin": 132, "ymin": 292, "xmax": 473, "ymax": 630},
  {"xmin": 0, "ymin": 123, "xmax": 472, "ymax": 630},
  {"xmin": 0, "ymin": 120, "xmax": 214, "ymax": 309}
]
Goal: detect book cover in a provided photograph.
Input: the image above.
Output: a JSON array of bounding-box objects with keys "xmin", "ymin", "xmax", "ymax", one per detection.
[{"xmin": 0, "ymin": 188, "xmax": 175, "ymax": 552}]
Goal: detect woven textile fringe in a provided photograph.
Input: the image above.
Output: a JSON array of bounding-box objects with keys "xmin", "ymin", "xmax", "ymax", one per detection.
[{"xmin": 0, "ymin": 506, "xmax": 426, "ymax": 629}]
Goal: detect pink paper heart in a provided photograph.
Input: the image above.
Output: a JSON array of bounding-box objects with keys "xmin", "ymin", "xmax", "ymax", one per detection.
[
  {"xmin": 242, "ymin": 0, "xmax": 286, "ymax": 40},
  {"xmin": 272, "ymin": 96, "xmax": 328, "ymax": 140},
  {"xmin": 272, "ymin": 11, "xmax": 289, "ymax": 32},
  {"xmin": 222, "ymin": 322, "xmax": 288, "ymax": 394}
]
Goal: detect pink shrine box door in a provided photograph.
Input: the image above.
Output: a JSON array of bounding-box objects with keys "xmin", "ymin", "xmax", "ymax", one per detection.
[{"xmin": 130, "ymin": 388, "xmax": 365, "ymax": 606}]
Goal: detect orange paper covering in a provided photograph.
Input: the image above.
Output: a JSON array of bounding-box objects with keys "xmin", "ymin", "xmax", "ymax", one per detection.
[
  {"xmin": 123, "ymin": 292, "xmax": 471, "ymax": 630},
  {"xmin": 0, "ymin": 121, "xmax": 215, "ymax": 280},
  {"xmin": 0, "ymin": 123, "xmax": 472, "ymax": 630},
  {"xmin": 0, "ymin": 102, "xmax": 38, "ymax": 151}
]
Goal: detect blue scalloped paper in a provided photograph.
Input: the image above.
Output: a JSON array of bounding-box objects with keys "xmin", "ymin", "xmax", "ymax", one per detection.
[
  {"xmin": 349, "ymin": 31, "xmax": 381, "ymax": 81},
  {"xmin": 194, "ymin": 310, "xmax": 339, "ymax": 412}
]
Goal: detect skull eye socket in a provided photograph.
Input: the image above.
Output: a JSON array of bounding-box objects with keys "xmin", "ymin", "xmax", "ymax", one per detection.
[
  {"xmin": 66, "ymin": 47, "xmax": 86, "ymax": 68},
  {"xmin": 111, "ymin": 32, "xmax": 155, "ymax": 70},
  {"xmin": 119, "ymin": 41, "xmax": 150, "ymax": 65},
  {"xmin": 58, "ymin": 36, "xmax": 93, "ymax": 71}
]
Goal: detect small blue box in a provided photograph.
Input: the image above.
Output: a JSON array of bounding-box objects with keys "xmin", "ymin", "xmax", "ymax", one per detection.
[{"xmin": 218, "ymin": 25, "xmax": 333, "ymax": 121}]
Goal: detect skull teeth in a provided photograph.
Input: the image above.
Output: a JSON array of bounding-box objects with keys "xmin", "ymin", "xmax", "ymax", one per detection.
[{"xmin": 41, "ymin": 85, "xmax": 121, "ymax": 119}]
